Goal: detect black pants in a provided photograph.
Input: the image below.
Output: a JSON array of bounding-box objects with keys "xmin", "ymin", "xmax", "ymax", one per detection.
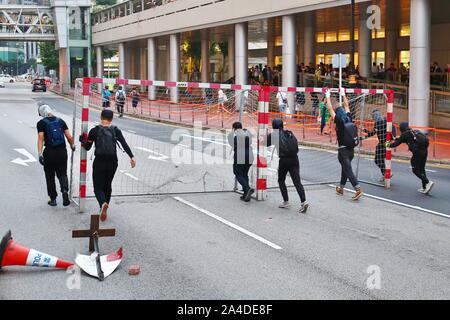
[
  {"xmin": 117, "ymin": 103, "xmax": 124, "ymax": 115},
  {"xmin": 375, "ymin": 143, "xmax": 386, "ymax": 176},
  {"xmin": 411, "ymin": 150, "xmax": 429, "ymax": 189},
  {"xmin": 278, "ymin": 157, "xmax": 306, "ymax": 203},
  {"xmin": 338, "ymin": 147, "xmax": 359, "ymax": 189},
  {"xmin": 233, "ymin": 164, "xmax": 252, "ymax": 193},
  {"xmin": 102, "ymin": 100, "xmax": 110, "ymax": 108},
  {"xmin": 43, "ymin": 147, "xmax": 68, "ymax": 200},
  {"xmin": 93, "ymin": 158, "xmax": 118, "ymax": 208}
]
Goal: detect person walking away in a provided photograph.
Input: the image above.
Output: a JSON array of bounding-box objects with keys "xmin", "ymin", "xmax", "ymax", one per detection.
[
  {"xmin": 363, "ymin": 109, "xmax": 396, "ymax": 183},
  {"xmin": 227, "ymin": 122, "xmax": 254, "ymax": 202},
  {"xmin": 318, "ymin": 95, "xmax": 330, "ymax": 135},
  {"xmin": 115, "ymin": 86, "xmax": 126, "ymax": 117},
  {"xmin": 325, "ymin": 89, "xmax": 363, "ymax": 200},
  {"xmin": 266, "ymin": 118, "xmax": 309, "ymax": 213},
  {"xmin": 276, "ymin": 90, "xmax": 287, "ymax": 113},
  {"xmin": 130, "ymin": 87, "xmax": 140, "ymax": 115},
  {"xmin": 80, "ymin": 109, "xmax": 136, "ymax": 221},
  {"xmin": 37, "ymin": 103, "xmax": 75, "ymax": 207},
  {"xmin": 218, "ymin": 88, "xmax": 228, "ymax": 112},
  {"xmin": 102, "ymin": 86, "xmax": 111, "ymax": 108},
  {"xmin": 387, "ymin": 122, "xmax": 434, "ymax": 194}
]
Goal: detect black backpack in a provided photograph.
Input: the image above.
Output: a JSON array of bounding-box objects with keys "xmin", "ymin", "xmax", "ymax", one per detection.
[
  {"xmin": 342, "ymin": 116, "xmax": 359, "ymax": 148},
  {"xmin": 43, "ymin": 117, "xmax": 65, "ymax": 147},
  {"xmin": 95, "ymin": 126, "xmax": 117, "ymax": 157},
  {"xmin": 411, "ymin": 130, "xmax": 429, "ymax": 149},
  {"xmin": 117, "ymin": 91, "xmax": 125, "ymax": 103},
  {"xmin": 279, "ymin": 130, "xmax": 299, "ymax": 157}
]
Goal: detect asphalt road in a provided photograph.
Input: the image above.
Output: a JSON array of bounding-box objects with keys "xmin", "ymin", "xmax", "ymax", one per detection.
[{"xmin": 1, "ymin": 82, "xmax": 450, "ymax": 300}]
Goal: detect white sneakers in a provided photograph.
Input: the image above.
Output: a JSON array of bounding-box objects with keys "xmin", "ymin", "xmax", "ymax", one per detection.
[
  {"xmin": 278, "ymin": 202, "xmax": 291, "ymax": 209},
  {"xmin": 279, "ymin": 201, "xmax": 309, "ymax": 214},
  {"xmin": 418, "ymin": 181, "xmax": 435, "ymax": 195}
]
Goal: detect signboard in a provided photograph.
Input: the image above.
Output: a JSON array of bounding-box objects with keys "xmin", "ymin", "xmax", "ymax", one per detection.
[{"xmin": 332, "ymin": 54, "xmax": 348, "ymax": 68}]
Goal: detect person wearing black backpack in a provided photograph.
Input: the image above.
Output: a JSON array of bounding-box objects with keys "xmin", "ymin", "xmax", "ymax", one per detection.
[
  {"xmin": 80, "ymin": 109, "xmax": 136, "ymax": 221},
  {"xmin": 266, "ymin": 118, "xmax": 309, "ymax": 214},
  {"xmin": 227, "ymin": 122, "xmax": 255, "ymax": 202},
  {"xmin": 387, "ymin": 122, "xmax": 434, "ymax": 194},
  {"xmin": 115, "ymin": 86, "xmax": 126, "ymax": 118},
  {"xmin": 325, "ymin": 89, "xmax": 363, "ymax": 201},
  {"xmin": 37, "ymin": 103, "xmax": 76, "ymax": 207}
]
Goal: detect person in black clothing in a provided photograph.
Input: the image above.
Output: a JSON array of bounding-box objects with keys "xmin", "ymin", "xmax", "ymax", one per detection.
[
  {"xmin": 388, "ymin": 122, "xmax": 434, "ymax": 194},
  {"xmin": 227, "ymin": 122, "xmax": 255, "ymax": 202},
  {"xmin": 363, "ymin": 109, "xmax": 391, "ymax": 183},
  {"xmin": 80, "ymin": 109, "xmax": 136, "ymax": 221},
  {"xmin": 325, "ymin": 89, "xmax": 363, "ymax": 200},
  {"xmin": 37, "ymin": 103, "xmax": 75, "ymax": 207},
  {"xmin": 266, "ymin": 118, "xmax": 309, "ymax": 213}
]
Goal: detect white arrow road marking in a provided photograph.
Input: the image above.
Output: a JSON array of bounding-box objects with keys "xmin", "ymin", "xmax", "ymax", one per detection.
[
  {"xmin": 128, "ymin": 130, "xmax": 137, "ymax": 134},
  {"xmin": 181, "ymin": 134, "xmax": 229, "ymax": 147},
  {"xmin": 134, "ymin": 146, "xmax": 169, "ymax": 162},
  {"xmin": 11, "ymin": 148, "xmax": 37, "ymax": 167},
  {"xmin": 119, "ymin": 170, "xmax": 139, "ymax": 181}
]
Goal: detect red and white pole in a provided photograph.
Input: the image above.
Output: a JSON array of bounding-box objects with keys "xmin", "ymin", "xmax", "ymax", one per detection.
[
  {"xmin": 256, "ymin": 86, "xmax": 270, "ymax": 200},
  {"xmin": 385, "ymin": 90, "xmax": 394, "ymax": 189},
  {"xmin": 79, "ymin": 77, "xmax": 91, "ymax": 212}
]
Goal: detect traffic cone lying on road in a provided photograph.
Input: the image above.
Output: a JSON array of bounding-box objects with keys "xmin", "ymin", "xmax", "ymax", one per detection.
[{"xmin": 0, "ymin": 230, "xmax": 74, "ymax": 270}]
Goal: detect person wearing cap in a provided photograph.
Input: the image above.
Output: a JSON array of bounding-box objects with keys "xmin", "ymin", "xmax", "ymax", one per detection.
[
  {"xmin": 387, "ymin": 122, "xmax": 434, "ymax": 194},
  {"xmin": 80, "ymin": 109, "xmax": 136, "ymax": 221},
  {"xmin": 266, "ymin": 118, "xmax": 309, "ymax": 214},
  {"xmin": 325, "ymin": 89, "xmax": 363, "ymax": 201},
  {"xmin": 37, "ymin": 103, "xmax": 75, "ymax": 207}
]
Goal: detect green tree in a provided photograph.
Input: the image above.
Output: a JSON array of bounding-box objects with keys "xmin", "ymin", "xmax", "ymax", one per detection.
[
  {"xmin": 95, "ymin": 0, "xmax": 117, "ymax": 6},
  {"xmin": 39, "ymin": 42, "xmax": 59, "ymax": 72}
]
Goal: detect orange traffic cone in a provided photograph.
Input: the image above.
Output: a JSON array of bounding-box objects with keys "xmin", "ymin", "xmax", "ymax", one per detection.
[{"xmin": 0, "ymin": 230, "xmax": 73, "ymax": 270}]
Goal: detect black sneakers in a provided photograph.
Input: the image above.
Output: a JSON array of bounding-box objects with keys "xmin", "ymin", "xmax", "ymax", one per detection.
[
  {"xmin": 244, "ymin": 188, "xmax": 255, "ymax": 202},
  {"xmin": 48, "ymin": 199, "xmax": 57, "ymax": 206},
  {"xmin": 62, "ymin": 192, "xmax": 70, "ymax": 207}
]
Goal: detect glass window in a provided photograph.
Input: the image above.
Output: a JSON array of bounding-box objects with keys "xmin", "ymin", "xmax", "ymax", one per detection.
[
  {"xmin": 275, "ymin": 36, "xmax": 282, "ymax": 47},
  {"xmin": 316, "ymin": 32, "xmax": 325, "ymax": 43},
  {"xmin": 316, "ymin": 54, "xmax": 325, "ymax": 65},
  {"xmin": 372, "ymin": 51, "xmax": 385, "ymax": 66},
  {"xmin": 68, "ymin": 7, "xmax": 88, "ymax": 40},
  {"xmin": 399, "ymin": 51, "xmax": 410, "ymax": 65},
  {"xmin": 354, "ymin": 29, "xmax": 359, "ymax": 41},
  {"xmin": 400, "ymin": 24, "xmax": 410, "ymax": 37},
  {"xmin": 325, "ymin": 31, "xmax": 337, "ymax": 42},
  {"xmin": 372, "ymin": 27, "xmax": 385, "ymax": 39},
  {"xmin": 70, "ymin": 47, "xmax": 88, "ymax": 86},
  {"xmin": 338, "ymin": 30, "xmax": 350, "ymax": 41}
]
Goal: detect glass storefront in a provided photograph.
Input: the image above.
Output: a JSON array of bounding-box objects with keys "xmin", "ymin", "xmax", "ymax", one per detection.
[{"xmin": 70, "ymin": 47, "xmax": 88, "ymax": 86}]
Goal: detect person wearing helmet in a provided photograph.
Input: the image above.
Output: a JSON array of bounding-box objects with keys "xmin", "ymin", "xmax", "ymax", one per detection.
[
  {"xmin": 36, "ymin": 103, "xmax": 75, "ymax": 207},
  {"xmin": 325, "ymin": 89, "xmax": 363, "ymax": 200},
  {"xmin": 266, "ymin": 118, "xmax": 309, "ymax": 214},
  {"xmin": 387, "ymin": 122, "xmax": 434, "ymax": 194}
]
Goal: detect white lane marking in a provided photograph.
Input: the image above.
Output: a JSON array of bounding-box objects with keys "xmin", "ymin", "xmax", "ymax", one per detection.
[
  {"xmin": 173, "ymin": 196, "xmax": 283, "ymax": 250},
  {"xmin": 11, "ymin": 148, "xmax": 37, "ymax": 167},
  {"xmin": 17, "ymin": 120, "xmax": 23, "ymax": 124},
  {"xmin": 328, "ymin": 184, "xmax": 450, "ymax": 219},
  {"xmin": 409, "ymin": 166, "xmax": 437, "ymax": 173},
  {"xmin": 119, "ymin": 170, "xmax": 139, "ymax": 181},
  {"xmin": 3, "ymin": 114, "xmax": 7, "ymax": 116},
  {"xmin": 128, "ymin": 130, "xmax": 137, "ymax": 134},
  {"xmin": 134, "ymin": 146, "xmax": 169, "ymax": 162},
  {"xmin": 181, "ymin": 134, "xmax": 229, "ymax": 147}
]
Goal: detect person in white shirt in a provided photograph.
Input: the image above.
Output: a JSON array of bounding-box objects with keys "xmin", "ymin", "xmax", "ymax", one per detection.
[{"xmin": 276, "ymin": 91, "xmax": 287, "ymax": 113}]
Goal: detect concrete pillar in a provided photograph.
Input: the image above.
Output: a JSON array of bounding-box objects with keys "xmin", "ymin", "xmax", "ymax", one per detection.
[
  {"xmin": 118, "ymin": 43, "xmax": 125, "ymax": 78},
  {"xmin": 235, "ymin": 22, "xmax": 248, "ymax": 111},
  {"xmin": 201, "ymin": 30, "xmax": 209, "ymax": 83},
  {"xmin": 58, "ymin": 48, "xmax": 70, "ymax": 94},
  {"xmin": 267, "ymin": 18, "xmax": 275, "ymax": 68},
  {"xmin": 297, "ymin": 20, "xmax": 305, "ymax": 65},
  {"xmin": 409, "ymin": 0, "xmax": 431, "ymax": 128},
  {"xmin": 227, "ymin": 33, "xmax": 235, "ymax": 79},
  {"xmin": 169, "ymin": 33, "xmax": 180, "ymax": 102},
  {"xmin": 304, "ymin": 11, "xmax": 315, "ymax": 68},
  {"xmin": 282, "ymin": 15, "xmax": 297, "ymax": 113},
  {"xmin": 358, "ymin": 2, "xmax": 372, "ymax": 78},
  {"xmin": 96, "ymin": 46, "xmax": 103, "ymax": 78},
  {"xmin": 385, "ymin": 0, "xmax": 399, "ymax": 68},
  {"xmin": 148, "ymin": 37, "xmax": 156, "ymax": 100}
]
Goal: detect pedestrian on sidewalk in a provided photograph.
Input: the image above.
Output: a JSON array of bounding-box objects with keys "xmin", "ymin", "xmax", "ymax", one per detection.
[
  {"xmin": 80, "ymin": 109, "xmax": 136, "ymax": 221},
  {"xmin": 37, "ymin": 103, "xmax": 75, "ymax": 207},
  {"xmin": 115, "ymin": 86, "xmax": 126, "ymax": 117},
  {"xmin": 227, "ymin": 122, "xmax": 254, "ymax": 202},
  {"xmin": 130, "ymin": 87, "xmax": 140, "ymax": 115},
  {"xmin": 318, "ymin": 95, "xmax": 330, "ymax": 135},
  {"xmin": 325, "ymin": 89, "xmax": 363, "ymax": 200},
  {"xmin": 387, "ymin": 122, "xmax": 434, "ymax": 194},
  {"xmin": 102, "ymin": 86, "xmax": 111, "ymax": 108},
  {"xmin": 266, "ymin": 118, "xmax": 309, "ymax": 213}
]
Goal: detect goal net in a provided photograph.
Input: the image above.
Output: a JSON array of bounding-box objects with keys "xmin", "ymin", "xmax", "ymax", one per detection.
[{"xmin": 70, "ymin": 78, "xmax": 393, "ymax": 211}]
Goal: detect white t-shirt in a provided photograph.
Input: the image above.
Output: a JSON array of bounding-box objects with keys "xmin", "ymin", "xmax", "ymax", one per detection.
[
  {"xmin": 276, "ymin": 92, "xmax": 287, "ymax": 105},
  {"xmin": 218, "ymin": 89, "xmax": 225, "ymax": 100}
]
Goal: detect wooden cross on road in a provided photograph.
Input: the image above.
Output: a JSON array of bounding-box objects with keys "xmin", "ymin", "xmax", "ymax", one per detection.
[{"xmin": 72, "ymin": 215, "xmax": 116, "ymax": 252}]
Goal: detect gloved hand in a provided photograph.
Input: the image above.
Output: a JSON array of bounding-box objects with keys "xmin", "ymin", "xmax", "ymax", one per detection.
[
  {"xmin": 385, "ymin": 141, "xmax": 391, "ymax": 148},
  {"xmin": 39, "ymin": 155, "xmax": 44, "ymax": 166},
  {"xmin": 325, "ymin": 89, "xmax": 331, "ymax": 99},
  {"xmin": 71, "ymin": 144, "xmax": 76, "ymax": 152},
  {"xmin": 339, "ymin": 88, "xmax": 346, "ymax": 97}
]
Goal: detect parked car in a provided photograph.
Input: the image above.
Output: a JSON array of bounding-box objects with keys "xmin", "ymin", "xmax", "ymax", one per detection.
[
  {"xmin": 32, "ymin": 78, "xmax": 47, "ymax": 92},
  {"xmin": 0, "ymin": 80, "xmax": 4, "ymax": 88},
  {"xmin": 0, "ymin": 74, "xmax": 15, "ymax": 83}
]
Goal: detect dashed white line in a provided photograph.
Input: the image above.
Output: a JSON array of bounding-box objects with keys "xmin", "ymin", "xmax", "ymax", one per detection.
[
  {"xmin": 128, "ymin": 130, "xmax": 137, "ymax": 134},
  {"xmin": 173, "ymin": 196, "xmax": 283, "ymax": 250}
]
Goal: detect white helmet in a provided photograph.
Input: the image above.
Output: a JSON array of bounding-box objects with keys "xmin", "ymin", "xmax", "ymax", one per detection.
[{"xmin": 37, "ymin": 102, "xmax": 53, "ymax": 117}]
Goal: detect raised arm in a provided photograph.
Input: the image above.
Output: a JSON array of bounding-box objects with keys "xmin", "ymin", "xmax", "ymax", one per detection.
[
  {"xmin": 342, "ymin": 90, "xmax": 350, "ymax": 113},
  {"xmin": 325, "ymin": 89, "xmax": 336, "ymax": 119}
]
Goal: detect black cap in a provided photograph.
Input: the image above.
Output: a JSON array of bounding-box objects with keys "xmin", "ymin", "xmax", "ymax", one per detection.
[
  {"xmin": 101, "ymin": 109, "xmax": 114, "ymax": 120},
  {"xmin": 272, "ymin": 118, "xmax": 284, "ymax": 130},
  {"xmin": 399, "ymin": 122, "xmax": 409, "ymax": 133},
  {"xmin": 232, "ymin": 122, "xmax": 243, "ymax": 130}
]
